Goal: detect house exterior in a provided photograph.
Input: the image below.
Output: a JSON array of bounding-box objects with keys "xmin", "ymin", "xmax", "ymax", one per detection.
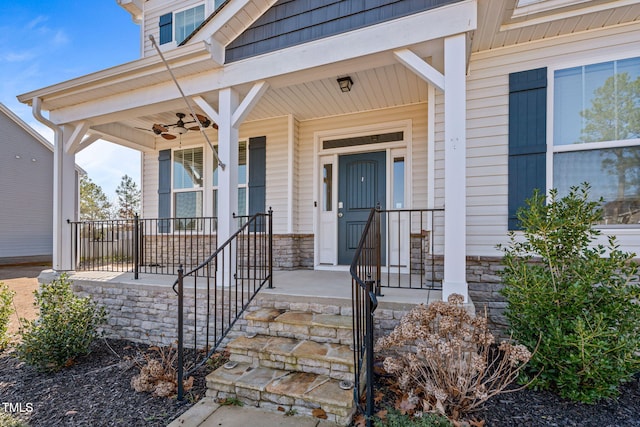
[
  {"xmin": 0, "ymin": 103, "xmax": 82, "ymax": 265},
  {"xmin": 17, "ymin": 0, "xmax": 640, "ymax": 306}
]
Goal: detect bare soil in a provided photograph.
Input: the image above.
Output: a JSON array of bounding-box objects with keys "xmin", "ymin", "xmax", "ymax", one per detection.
[{"xmin": 0, "ymin": 264, "xmax": 43, "ymax": 337}]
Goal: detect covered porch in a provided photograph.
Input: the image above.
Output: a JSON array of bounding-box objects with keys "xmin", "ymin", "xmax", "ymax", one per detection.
[{"xmin": 19, "ymin": 0, "xmax": 477, "ymax": 303}]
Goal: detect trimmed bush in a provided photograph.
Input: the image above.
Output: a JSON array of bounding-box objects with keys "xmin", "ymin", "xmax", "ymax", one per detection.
[
  {"xmin": 0, "ymin": 283, "xmax": 15, "ymax": 349},
  {"xmin": 16, "ymin": 273, "xmax": 107, "ymax": 372},
  {"xmin": 499, "ymin": 184, "xmax": 640, "ymax": 403}
]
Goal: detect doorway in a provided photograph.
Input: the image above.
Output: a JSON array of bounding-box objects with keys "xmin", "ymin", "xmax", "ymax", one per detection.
[{"xmin": 337, "ymin": 151, "xmax": 386, "ymax": 265}]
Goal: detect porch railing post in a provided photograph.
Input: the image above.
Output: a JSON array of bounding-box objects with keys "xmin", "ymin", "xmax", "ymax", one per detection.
[
  {"xmin": 375, "ymin": 207, "xmax": 382, "ymax": 296},
  {"xmin": 177, "ymin": 265, "xmax": 184, "ymax": 401},
  {"xmin": 365, "ymin": 279, "xmax": 376, "ymax": 427},
  {"xmin": 133, "ymin": 214, "xmax": 139, "ymax": 280},
  {"xmin": 268, "ymin": 207, "xmax": 273, "ymax": 289}
]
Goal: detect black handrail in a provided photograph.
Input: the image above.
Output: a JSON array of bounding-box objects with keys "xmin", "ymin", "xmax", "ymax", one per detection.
[
  {"xmin": 349, "ymin": 207, "xmax": 380, "ymax": 427},
  {"xmin": 174, "ymin": 209, "xmax": 273, "ymax": 400}
]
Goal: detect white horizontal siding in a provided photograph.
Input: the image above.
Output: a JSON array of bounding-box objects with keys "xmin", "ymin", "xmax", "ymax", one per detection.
[
  {"xmin": 140, "ymin": 116, "xmax": 291, "ymax": 233},
  {"xmin": 241, "ymin": 116, "xmax": 290, "ymax": 234},
  {"xmin": 458, "ymin": 22, "xmax": 640, "ymax": 257}
]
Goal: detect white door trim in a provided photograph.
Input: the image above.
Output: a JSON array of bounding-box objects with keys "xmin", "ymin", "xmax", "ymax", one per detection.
[{"xmin": 312, "ymin": 119, "xmax": 413, "ymax": 269}]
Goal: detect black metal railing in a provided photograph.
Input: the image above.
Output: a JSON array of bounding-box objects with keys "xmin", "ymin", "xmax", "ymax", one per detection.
[
  {"xmin": 175, "ymin": 209, "xmax": 273, "ymax": 400},
  {"xmin": 70, "ymin": 215, "xmax": 220, "ymax": 278},
  {"xmin": 350, "ymin": 208, "xmax": 381, "ymax": 427},
  {"xmin": 379, "ymin": 208, "xmax": 445, "ymax": 291}
]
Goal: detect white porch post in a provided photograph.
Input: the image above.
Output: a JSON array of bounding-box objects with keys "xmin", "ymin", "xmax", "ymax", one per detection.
[
  {"xmin": 217, "ymin": 87, "xmax": 240, "ymax": 242},
  {"xmin": 53, "ymin": 125, "xmax": 78, "ymax": 271},
  {"xmin": 443, "ymin": 33, "xmax": 468, "ymax": 302}
]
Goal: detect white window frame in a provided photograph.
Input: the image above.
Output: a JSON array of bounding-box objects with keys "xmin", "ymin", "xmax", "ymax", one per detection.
[
  {"xmin": 172, "ymin": 145, "xmax": 205, "ymax": 229},
  {"xmin": 212, "ymin": 140, "xmax": 249, "ymax": 218},
  {"xmin": 547, "ymin": 52, "xmax": 640, "ymax": 228}
]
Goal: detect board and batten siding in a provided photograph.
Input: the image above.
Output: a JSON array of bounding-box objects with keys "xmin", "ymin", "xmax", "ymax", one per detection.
[
  {"xmin": 296, "ymin": 103, "xmax": 430, "ymax": 234},
  {"xmin": 0, "ymin": 111, "xmax": 54, "ymax": 260},
  {"xmin": 452, "ymin": 21, "xmax": 640, "ymax": 257}
]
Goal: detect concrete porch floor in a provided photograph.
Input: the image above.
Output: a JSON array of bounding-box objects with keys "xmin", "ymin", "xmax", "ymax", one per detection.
[{"xmin": 53, "ymin": 268, "xmax": 467, "ymax": 310}]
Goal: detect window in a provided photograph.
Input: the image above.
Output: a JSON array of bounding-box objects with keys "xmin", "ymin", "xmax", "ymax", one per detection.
[
  {"xmin": 173, "ymin": 148, "xmax": 203, "ymax": 229},
  {"xmin": 393, "ymin": 157, "xmax": 405, "ymax": 209},
  {"xmin": 552, "ymin": 57, "xmax": 640, "ymax": 225},
  {"xmin": 175, "ymin": 5, "xmax": 205, "ymax": 45},
  {"xmin": 322, "ymin": 164, "xmax": 332, "ymax": 211},
  {"xmin": 159, "ymin": 4, "xmax": 205, "ymax": 46},
  {"xmin": 213, "ymin": 142, "xmax": 248, "ymax": 216}
]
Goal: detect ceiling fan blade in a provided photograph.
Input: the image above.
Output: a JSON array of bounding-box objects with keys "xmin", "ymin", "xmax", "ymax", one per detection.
[
  {"xmin": 161, "ymin": 133, "xmax": 177, "ymax": 140},
  {"xmin": 152, "ymin": 123, "xmax": 169, "ymax": 134},
  {"xmin": 188, "ymin": 125, "xmax": 201, "ymax": 131}
]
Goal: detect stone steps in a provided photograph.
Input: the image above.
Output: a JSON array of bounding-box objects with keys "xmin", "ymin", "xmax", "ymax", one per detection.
[
  {"xmin": 206, "ymin": 362, "xmax": 354, "ymax": 425},
  {"xmin": 205, "ymin": 308, "xmax": 356, "ymax": 425},
  {"xmin": 245, "ymin": 308, "xmax": 354, "ymax": 345},
  {"xmin": 227, "ymin": 334, "xmax": 354, "ymax": 381}
]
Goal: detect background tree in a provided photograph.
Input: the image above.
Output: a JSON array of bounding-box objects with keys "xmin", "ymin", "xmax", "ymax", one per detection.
[
  {"xmin": 80, "ymin": 175, "xmax": 112, "ymax": 220},
  {"xmin": 580, "ymin": 72, "xmax": 640, "ymax": 200},
  {"xmin": 115, "ymin": 174, "xmax": 141, "ymax": 219}
]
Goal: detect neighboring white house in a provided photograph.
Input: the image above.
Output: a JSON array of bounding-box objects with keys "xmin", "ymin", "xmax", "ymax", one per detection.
[
  {"xmin": 0, "ymin": 103, "xmax": 83, "ymax": 265},
  {"xmin": 16, "ymin": 0, "xmax": 640, "ymax": 303}
]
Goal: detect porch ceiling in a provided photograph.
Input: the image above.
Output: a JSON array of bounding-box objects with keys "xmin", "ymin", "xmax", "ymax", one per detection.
[{"xmin": 473, "ymin": 0, "xmax": 640, "ymax": 53}]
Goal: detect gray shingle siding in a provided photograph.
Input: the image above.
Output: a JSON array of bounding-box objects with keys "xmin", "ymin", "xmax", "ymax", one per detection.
[{"xmin": 226, "ymin": 0, "xmax": 463, "ymax": 62}]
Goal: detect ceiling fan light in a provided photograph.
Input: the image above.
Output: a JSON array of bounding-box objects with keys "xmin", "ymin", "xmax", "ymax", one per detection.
[{"xmin": 175, "ymin": 125, "xmax": 188, "ymax": 135}]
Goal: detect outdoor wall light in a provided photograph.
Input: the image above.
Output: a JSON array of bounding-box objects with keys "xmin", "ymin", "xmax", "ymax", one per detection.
[{"xmin": 337, "ymin": 76, "xmax": 353, "ymax": 92}]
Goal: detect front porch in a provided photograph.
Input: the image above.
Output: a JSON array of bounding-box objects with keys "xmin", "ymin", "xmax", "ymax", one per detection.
[{"xmin": 42, "ymin": 268, "xmax": 472, "ymax": 347}]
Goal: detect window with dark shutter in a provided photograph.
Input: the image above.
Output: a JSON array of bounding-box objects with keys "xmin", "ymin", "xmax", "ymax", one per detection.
[{"xmin": 508, "ymin": 68, "xmax": 547, "ymax": 230}]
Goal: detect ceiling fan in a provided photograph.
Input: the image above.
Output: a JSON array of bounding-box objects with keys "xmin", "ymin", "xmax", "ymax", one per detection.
[{"xmin": 137, "ymin": 112, "xmax": 217, "ymax": 140}]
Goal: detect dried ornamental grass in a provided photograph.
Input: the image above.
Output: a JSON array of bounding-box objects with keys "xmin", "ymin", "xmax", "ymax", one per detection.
[
  {"xmin": 131, "ymin": 344, "xmax": 193, "ymax": 398},
  {"xmin": 375, "ymin": 294, "xmax": 531, "ymax": 421}
]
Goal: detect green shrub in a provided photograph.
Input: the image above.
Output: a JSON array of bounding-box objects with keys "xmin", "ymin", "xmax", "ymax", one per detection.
[
  {"xmin": 498, "ymin": 183, "xmax": 640, "ymax": 403},
  {"xmin": 0, "ymin": 283, "xmax": 15, "ymax": 349},
  {"xmin": 0, "ymin": 411, "xmax": 28, "ymax": 427},
  {"xmin": 16, "ymin": 273, "xmax": 107, "ymax": 372}
]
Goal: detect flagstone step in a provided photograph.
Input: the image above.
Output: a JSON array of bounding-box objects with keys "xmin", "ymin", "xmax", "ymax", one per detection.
[
  {"xmin": 227, "ymin": 334, "xmax": 354, "ymax": 381},
  {"xmin": 245, "ymin": 308, "xmax": 353, "ymax": 345},
  {"xmin": 206, "ymin": 362, "xmax": 355, "ymax": 425}
]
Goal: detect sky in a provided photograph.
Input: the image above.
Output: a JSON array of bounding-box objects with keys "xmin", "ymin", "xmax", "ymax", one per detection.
[{"xmin": 0, "ymin": 1, "xmax": 142, "ymax": 201}]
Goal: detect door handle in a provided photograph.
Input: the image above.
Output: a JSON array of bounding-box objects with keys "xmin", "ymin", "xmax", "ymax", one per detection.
[{"xmin": 338, "ymin": 212, "xmax": 343, "ymax": 218}]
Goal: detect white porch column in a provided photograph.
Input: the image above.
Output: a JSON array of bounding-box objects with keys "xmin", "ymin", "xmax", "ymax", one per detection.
[
  {"xmin": 217, "ymin": 87, "xmax": 240, "ymax": 242},
  {"xmin": 443, "ymin": 33, "xmax": 468, "ymax": 302},
  {"xmin": 53, "ymin": 125, "xmax": 79, "ymax": 271}
]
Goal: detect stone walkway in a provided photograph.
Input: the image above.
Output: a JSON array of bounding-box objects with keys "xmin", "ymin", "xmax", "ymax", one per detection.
[{"xmin": 167, "ymin": 397, "xmax": 342, "ymax": 427}]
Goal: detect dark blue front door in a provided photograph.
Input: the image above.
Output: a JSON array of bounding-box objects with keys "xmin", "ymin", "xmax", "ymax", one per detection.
[{"xmin": 338, "ymin": 151, "xmax": 386, "ymax": 265}]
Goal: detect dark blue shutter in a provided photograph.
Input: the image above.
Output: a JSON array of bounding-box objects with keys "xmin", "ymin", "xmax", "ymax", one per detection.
[
  {"xmin": 248, "ymin": 137, "xmax": 266, "ymax": 231},
  {"xmin": 158, "ymin": 149, "xmax": 171, "ymax": 233},
  {"xmin": 159, "ymin": 13, "xmax": 173, "ymax": 45},
  {"xmin": 508, "ymin": 68, "xmax": 547, "ymax": 230}
]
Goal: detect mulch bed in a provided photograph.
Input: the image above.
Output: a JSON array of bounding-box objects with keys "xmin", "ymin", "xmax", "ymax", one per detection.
[
  {"xmin": 364, "ymin": 361, "xmax": 640, "ymax": 427},
  {"xmin": 0, "ymin": 339, "xmax": 210, "ymax": 427},
  {"xmin": 1, "ymin": 338, "xmax": 639, "ymax": 426}
]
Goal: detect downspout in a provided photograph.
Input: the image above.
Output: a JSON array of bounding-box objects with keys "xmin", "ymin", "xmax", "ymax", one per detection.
[{"xmin": 32, "ymin": 97, "xmax": 62, "ymax": 139}]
